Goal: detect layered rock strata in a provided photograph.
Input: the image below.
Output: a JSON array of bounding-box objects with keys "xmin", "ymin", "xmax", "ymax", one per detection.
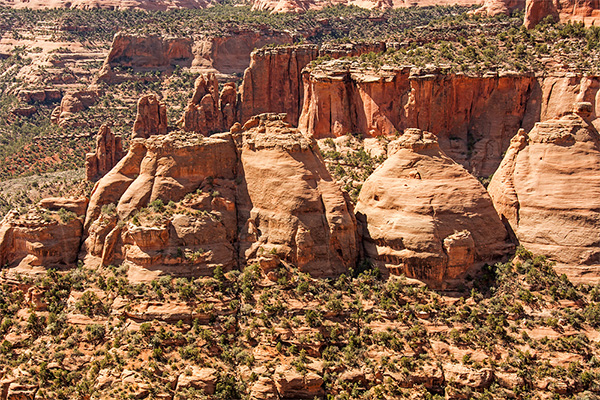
[
  {"xmin": 85, "ymin": 124, "xmax": 125, "ymax": 181},
  {"xmin": 0, "ymin": 208, "xmax": 83, "ymax": 269},
  {"xmin": 239, "ymin": 45, "xmax": 319, "ymax": 125},
  {"xmin": 355, "ymin": 129, "xmax": 512, "ymax": 283},
  {"xmin": 298, "ymin": 60, "xmax": 600, "ymax": 176},
  {"xmin": 488, "ymin": 102, "xmax": 600, "ymax": 266},
  {"xmin": 83, "ymin": 114, "xmax": 358, "ymax": 278}
]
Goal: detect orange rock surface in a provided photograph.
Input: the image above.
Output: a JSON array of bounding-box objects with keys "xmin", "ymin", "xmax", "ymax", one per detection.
[
  {"xmin": 355, "ymin": 129, "xmax": 512, "ymax": 284},
  {"xmin": 132, "ymin": 94, "xmax": 168, "ymax": 139},
  {"xmin": 239, "ymin": 45, "xmax": 319, "ymax": 125},
  {"xmin": 235, "ymin": 114, "xmax": 358, "ymax": 278},
  {"xmin": 299, "ymin": 61, "xmax": 600, "ymax": 176},
  {"xmin": 488, "ymin": 103, "xmax": 600, "ymax": 266},
  {"xmin": 85, "ymin": 125, "xmax": 125, "ymax": 181},
  {"xmin": 525, "ymin": 0, "xmax": 600, "ymax": 28},
  {"xmin": 83, "ymin": 113, "xmax": 357, "ymax": 278}
]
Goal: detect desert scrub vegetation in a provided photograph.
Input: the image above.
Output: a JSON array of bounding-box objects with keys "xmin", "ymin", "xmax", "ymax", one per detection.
[
  {"xmin": 319, "ymin": 134, "xmax": 387, "ymax": 203},
  {"xmin": 309, "ymin": 12, "xmax": 600, "ymax": 75},
  {"xmin": 0, "ymin": 4, "xmax": 474, "ymax": 43},
  {"xmin": 0, "ymin": 245, "xmax": 598, "ymax": 399}
]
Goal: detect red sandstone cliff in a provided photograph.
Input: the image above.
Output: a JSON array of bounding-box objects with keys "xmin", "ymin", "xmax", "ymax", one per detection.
[
  {"xmin": 298, "ymin": 60, "xmax": 600, "ymax": 176},
  {"xmin": 525, "ymin": 0, "xmax": 600, "ymax": 28},
  {"xmin": 180, "ymin": 74, "xmax": 237, "ymax": 135},
  {"xmin": 85, "ymin": 125, "xmax": 125, "ymax": 182},
  {"xmin": 239, "ymin": 45, "xmax": 319, "ymax": 125}
]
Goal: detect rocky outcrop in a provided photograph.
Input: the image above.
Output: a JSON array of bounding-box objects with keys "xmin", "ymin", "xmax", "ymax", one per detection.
[
  {"xmin": 525, "ymin": 0, "xmax": 600, "ymax": 28},
  {"xmin": 0, "ymin": 209, "xmax": 83, "ymax": 269},
  {"xmin": 97, "ymin": 33, "xmax": 193, "ymax": 83},
  {"xmin": 50, "ymin": 90, "xmax": 99, "ymax": 127},
  {"xmin": 193, "ymin": 30, "xmax": 293, "ymax": 75},
  {"xmin": 476, "ymin": 0, "xmax": 525, "ymax": 15},
  {"xmin": 239, "ymin": 45, "xmax": 319, "ymax": 125},
  {"xmin": 488, "ymin": 103, "xmax": 600, "ymax": 266},
  {"xmin": 83, "ymin": 113, "xmax": 357, "ymax": 278},
  {"xmin": 299, "ymin": 60, "xmax": 600, "ymax": 176},
  {"xmin": 180, "ymin": 74, "xmax": 237, "ymax": 135},
  {"xmin": 38, "ymin": 197, "xmax": 88, "ymax": 216},
  {"xmin": 86, "ymin": 125, "xmax": 124, "ymax": 181},
  {"xmin": 132, "ymin": 94, "xmax": 168, "ymax": 139},
  {"xmin": 235, "ymin": 114, "xmax": 358, "ymax": 278},
  {"xmin": 98, "ymin": 30, "xmax": 294, "ymax": 82},
  {"xmin": 355, "ymin": 129, "xmax": 511, "ymax": 284},
  {"xmin": 17, "ymin": 88, "xmax": 61, "ymax": 104}
]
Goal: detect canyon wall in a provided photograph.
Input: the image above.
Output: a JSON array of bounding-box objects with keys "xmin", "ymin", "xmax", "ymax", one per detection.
[
  {"xmin": 239, "ymin": 45, "xmax": 319, "ymax": 125},
  {"xmin": 298, "ymin": 60, "xmax": 600, "ymax": 176},
  {"xmin": 98, "ymin": 31, "xmax": 294, "ymax": 82},
  {"xmin": 525, "ymin": 0, "xmax": 600, "ymax": 28}
]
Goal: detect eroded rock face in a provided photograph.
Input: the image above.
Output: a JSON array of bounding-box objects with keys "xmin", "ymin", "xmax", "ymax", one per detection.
[
  {"xmin": 132, "ymin": 94, "xmax": 168, "ymax": 139},
  {"xmin": 488, "ymin": 103, "xmax": 600, "ymax": 266},
  {"xmin": 180, "ymin": 74, "xmax": 237, "ymax": 135},
  {"xmin": 97, "ymin": 33, "xmax": 193, "ymax": 82},
  {"xmin": 86, "ymin": 125, "xmax": 125, "ymax": 181},
  {"xmin": 50, "ymin": 90, "xmax": 99, "ymax": 127},
  {"xmin": 299, "ymin": 60, "xmax": 600, "ymax": 176},
  {"xmin": 83, "ymin": 113, "xmax": 357, "ymax": 278},
  {"xmin": 235, "ymin": 114, "xmax": 358, "ymax": 278},
  {"xmin": 355, "ymin": 129, "xmax": 512, "ymax": 283},
  {"xmin": 0, "ymin": 209, "xmax": 83, "ymax": 269},
  {"xmin": 239, "ymin": 45, "xmax": 319, "ymax": 125},
  {"xmin": 525, "ymin": 0, "xmax": 600, "ymax": 28}
]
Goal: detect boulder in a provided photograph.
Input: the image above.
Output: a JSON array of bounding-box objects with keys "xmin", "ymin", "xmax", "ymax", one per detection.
[
  {"xmin": 38, "ymin": 197, "xmax": 88, "ymax": 216},
  {"xmin": 488, "ymin": 103, "xmax": 600, "ymax": 266},
  {"xmin": 355, "ymin": 129, "xmax": 512, "ymax": 283},
  {"xmin": 273, "ymin": 364, "xmax": 324, "ymax": 399},
  {"xmin": 176, "ymin": 367, "xmax": 217, "ymax": 394}
]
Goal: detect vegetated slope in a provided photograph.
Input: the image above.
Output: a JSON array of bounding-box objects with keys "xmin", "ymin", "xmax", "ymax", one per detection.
[
  {"xmin": 0, "ymin": 248, "xmax": 598, "ymax": 399},
  {"xmin": 0, "ymin": 5, "xmax": 473, "ymax": 186}
]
